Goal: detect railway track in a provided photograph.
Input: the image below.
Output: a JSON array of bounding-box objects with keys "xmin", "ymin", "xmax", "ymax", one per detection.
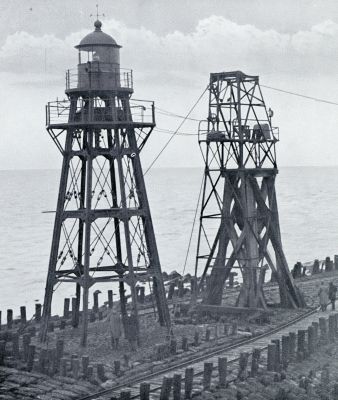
[{"xmin": 78, "ymin": 305, "xmax": 327, "ymax": 400}]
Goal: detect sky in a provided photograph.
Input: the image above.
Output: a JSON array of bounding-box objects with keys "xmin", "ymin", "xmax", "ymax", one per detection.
[{"xmin": 0, "ymin": 0, "xmax": 338, "ymax": 170}]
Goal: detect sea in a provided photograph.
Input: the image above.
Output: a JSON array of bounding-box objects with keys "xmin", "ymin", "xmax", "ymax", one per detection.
[{"xmin": 1, "ymin": 166, "xmax": 338, "ymax": 318}]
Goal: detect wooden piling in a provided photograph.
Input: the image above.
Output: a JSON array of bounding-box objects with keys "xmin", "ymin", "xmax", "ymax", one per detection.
[
  {"xmin": 178, "ymin": 281, "xmax": 184, "ymax": 298},
  {"xmin": 231, "ymin": 322, "xmax": 238, "ymax": 335},
  {"xmin": 333, "ymin": 313, "xmax": 338, "ymax": 337},
  {"xmin": 35, "ymin": 304, "xmax": 42, "ymax": 322},
  {"xmin": 87, "ymin": 365, "xmax": 94, "ymax": 381},
  {"xmin": 89, "ymin": 312, "xmax": 96, "ymax": 323},
  {"xmin": 223, "ymin": 323, "xmax": 230, "ymax": 336},
  {"xmin": 271, "ymin": 339, "xmax": 281, "ymax": 371},
  {"xmin": 167, "ymin": 283, "xmax": 175, "ymax": 300},
  {"xmin": 60, "ymin": 319, "xmax": 66, "ymax": 330},
  {"xmin": 97, "ymin": 363, "xmax": 106, "ymax": 381},
  {"xmin": 205, "ymin": 328, "xmax": 211, "ymax": 341},
  {"xmin": 114, "ymin": 360, "xmax": 121, "ymax": 376},
  {"xmin": 7, "ymin": 309, "xmax": 13, "ymax": 329},
  {"xmin": 48, "ymin": 321, "xmax": 54, "ymax": 332},
  {"xmin": 251, "ymin": 348, "xmax": 261, "ymax": 376},
  {"xmin": 311, "ymin": 322, "xmax": 319, "ymax": 346},
  {"xmin": 70, "ymin": 354, "xmax": 77, "ymax": 367},
  {"xmin": 238, "ymin": 352, "xmax": 249, "ymax": 380},
  {"xmin": 267, "ymin": 343, "xmax": 277, "ymax": 371},
  {"xmin": 44, "ymin": 351, "xmax": 50, "ymax": 375},
  {"xmin": 93, "ymin": 291, "xmax": 99, "ymax": 312},
  {"xmin": 173, "ymin": 374, "xmax": 182, "ymax": 400},
  {"xmin": 182, "ymin": 336, "xmax": 189, "ymax": 351},
  {"xmin": 46, "ymin": 349, "xmax": 53, "ymax": 376},
  {"xmin": 321, "ymin": 365, "xmax": 330, "ymax": 386},
  {"xmin": 22, "ymin": 333, "xmax": 31, "ymax": 362},
  {"xmin": 81, "ymin": 355, "xmax": 89, "ymax": 378},
  {"xmin": 281, "ymin": 336, "xmax": 289, "ymax": 369},
  {"xmin": 160, "ymin": 376, "xmax": 173, "ymax": 400},
  {"xmin": 329, "ymin": 315, "xmax": 335, "ymax": 342},
  {"xmin": 194, "ymin": 331, "xmax": 199, "ymax": 346},
  {"xmin": 319, "ymin": 317, "xmax": 328, "ymax": 344},
  {"xmin": 156, "ymin": 344, "xmax": 167, "ymax": 360},
  {"xmin": 108, "ymin": 290, "xmax": 113, "ymax": 308},
  {"xmin": 28, "ymin": 325, "xmax": 36, "ymax": 337},
  {"xmin": 49, "ymin": 348, "xmax": 57, "ymax": 376},
  {"xmin": 123, "ymin": 354, "xmax": 130, "ymax": 368},
  {"xmin": 39, "ymin": 348, "xmax": 47, "ymax": 374},
  {"xmin": 190, "ymin": 277, "xmax": 197, "ymax": 296},
  {"xmin": 307, "ymin": 326, "xmax": 315, "ymax": 354},
  {"xmin": 60, "ymin": 358, "xmax": 68, "ymax": 376},
  {"xmin": 139, "ymin": 287, "xmax": 145, "ymax": 304},
  {"xmin": 20, "ymin": 306, "xmax": 27, "ymax": 324},
  {"xmin": 203, "ymin": 362, "xmax": 213, "ymax": 390},
  {"xmin": 333, "ymin": 384, "xmax": 338, "ymax": 399},
  {"xmin": 71, "ymin": 297, "xmax": 78, "ymax": 327},
  {"xmin": 184, "ymin": 367, "xmax": 194, "ymax": 399},
  {"xmin": 214, "ymin": 324, "xmax": 218, "ymax": 339},
  {"xmin": 72, "ymin": 358, "xmax": 80, "ymax": 379},
  {"xmin": 120, "ymin": 391, "xmax": 131, "ymax": 400},
  {"xmin": 56, "ymin": 339, "xmax": 64, "ymax": 364},
  {"xmin": 27, "ymin": 344, "xmax": 35, "ymax": 372},
  {"xmin": 218, "ymin": 357, "xmax": 227, "ymax": 387},
  {"xmin": 297, "ymin": 330, "xmax": 306, "ymax": 358},
  {"xmin": 289, "ymin": 333, "xmax": 296, "ymax": 362},
  {"xmin": 12, "ymin": 332, "xmax": 19, "ymax": 359},
  {"xmin": 335, "ymin": 255, "xmax": 338, "ymax": 270},
  {"xmin": 170, "ymin": 338, "xmax": 177, "ymax": 355},
  {"xmin": 140, "ymin": 382, "xmax": 150, "ymax": 400},
  {"xmin": 63, "ymin": 298, "xmax": 70, "ymax": 319},
  {"xmin": 0, "ymin": 341, "xmax": 5, "ymax": 365}
]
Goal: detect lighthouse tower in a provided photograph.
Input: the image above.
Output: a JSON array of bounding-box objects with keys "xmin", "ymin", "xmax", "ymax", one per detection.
[{"xmin": 40, "ymin": 20, "xmax": 170, "ymax": 345}]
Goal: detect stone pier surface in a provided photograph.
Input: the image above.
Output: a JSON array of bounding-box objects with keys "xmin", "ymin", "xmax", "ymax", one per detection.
[
  {"xmin": 1, "ymin": 270, "xmax": 338, "ymax": 399},
  {"xmin": 0, "ymin": 366, "xmax": 97, "ymax": 399},
  {"xmin": 0, "ymin": 367, "xmax": 97, "ymax": 400}
]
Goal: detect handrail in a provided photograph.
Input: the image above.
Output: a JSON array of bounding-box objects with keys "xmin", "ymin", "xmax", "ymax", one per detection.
[
  {"xmin": 46, "ymin": 99, "xmax": 155, "ymax": 126},
  {"xmin": 65, "ymin": 67, "xmax": 133, "ymax": 91},
  {"xmin": 198, "ymin": 119, "xmax": 280, "ymax": 143}
]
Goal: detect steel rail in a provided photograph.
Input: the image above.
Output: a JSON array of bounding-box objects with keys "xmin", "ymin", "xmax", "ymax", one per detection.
[{"xmin": 78, "ymin": 306, "xmax": 318, "ymax": 400}]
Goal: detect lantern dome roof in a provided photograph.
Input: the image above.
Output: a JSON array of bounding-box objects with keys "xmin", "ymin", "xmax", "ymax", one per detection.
[{"xmin": 75, "ymin": 20, "xmax": 121, "ymax": 49}]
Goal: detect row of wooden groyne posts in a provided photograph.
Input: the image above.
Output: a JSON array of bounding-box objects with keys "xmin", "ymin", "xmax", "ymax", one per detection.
[
  {"xmin": 0, "ymin": 298, "xmax": 242, "ymax": 386},
  {"xmin": 0, "ymin": 256, "xmax": 337, "ymax": 397},
  {"xmin": 0, "ymin": 289, "xmax": 121, "ymax": 382},
  {"xmin": 110, "ymin": 312, "xmax": 338, "ymax": 400},
  {"xmin": 0, "ymin": 252, "xmax": 337, "ymax": 330}
]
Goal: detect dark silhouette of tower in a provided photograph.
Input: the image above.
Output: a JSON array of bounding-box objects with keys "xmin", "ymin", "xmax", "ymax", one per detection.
[
  {"xmin": 195, "ymin": 71, "xmax": 305, "ymax": 309},
  {"xmin": 40, "ymin": 20, "xmax": 170, "ymax": 345}
]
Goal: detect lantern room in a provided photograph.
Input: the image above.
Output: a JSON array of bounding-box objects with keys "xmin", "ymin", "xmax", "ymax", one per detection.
[{"xmin": 74, "ymin": 20, "xmax": 122, "ymax": 90}]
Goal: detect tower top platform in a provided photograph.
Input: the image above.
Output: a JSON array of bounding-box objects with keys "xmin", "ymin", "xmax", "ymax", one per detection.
[
  {"xmin": 210, "ymin": 71, "xmax": 258, "ymax": 83},
  {"xmin": 75, "ymin": 20, "xmax": 121, "ymax": 49}
]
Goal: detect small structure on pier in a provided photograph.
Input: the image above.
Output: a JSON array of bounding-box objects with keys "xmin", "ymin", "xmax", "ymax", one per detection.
[
  {"xmin": 40, "ymin": 20, "xmax": 170, "ymax": 345},
  {"xmin": 195, "ymin": 71, "xmax": 305, "ymax": 309}
]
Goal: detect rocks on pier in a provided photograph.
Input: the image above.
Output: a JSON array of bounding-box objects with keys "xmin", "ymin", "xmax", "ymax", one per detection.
[{"xmin": 0, "ymin": 366, "xmax": 97, "ymax": 399}]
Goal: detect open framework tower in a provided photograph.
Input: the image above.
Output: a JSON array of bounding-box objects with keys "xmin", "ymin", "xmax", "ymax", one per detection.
[
  {"xmin": 40, "ymin": 20, "xmax": 170, "ymax": 345},
  {"xmin": 195, "ymin": 71, "xmax": 305, "ymax": 309}
]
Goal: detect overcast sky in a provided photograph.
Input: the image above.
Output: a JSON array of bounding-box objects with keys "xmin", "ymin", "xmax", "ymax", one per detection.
[{"xmin": 0, "ymin": 0, "xmax": 338, "ymax": 170}]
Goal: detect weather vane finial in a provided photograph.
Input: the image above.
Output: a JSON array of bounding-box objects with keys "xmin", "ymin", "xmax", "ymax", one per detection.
[{"xmin": 90, "ymin": 4, "xmax": 105, "ymax": 20}]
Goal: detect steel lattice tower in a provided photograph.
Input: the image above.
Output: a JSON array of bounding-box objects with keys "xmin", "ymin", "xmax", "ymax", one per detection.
[
  {"xmin": 195, "ymin": 71, "xmax": 305, "ymax": 309},
  {"xmin": 40, "ymin": 20, "xmax": 170, "ymax": 345}
]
